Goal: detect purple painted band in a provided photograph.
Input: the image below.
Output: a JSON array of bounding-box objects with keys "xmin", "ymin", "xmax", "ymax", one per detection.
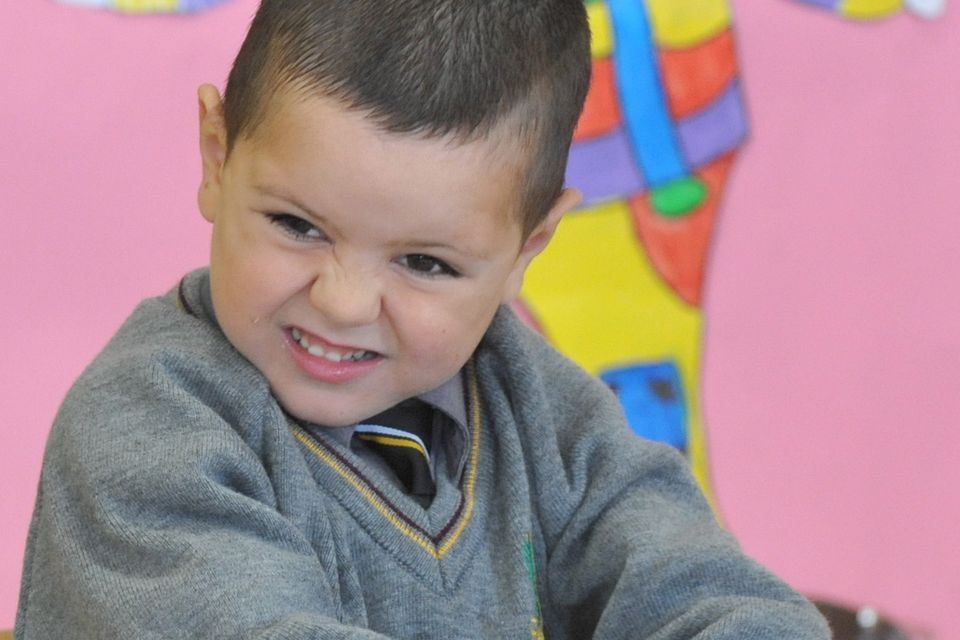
[
  {"xmin": 676, "ymin": 79, "xmax": 748, "ymax": 168},
  {"xmin": 565, "ymin": 129, "xmax": 647, "ymax": 205}
]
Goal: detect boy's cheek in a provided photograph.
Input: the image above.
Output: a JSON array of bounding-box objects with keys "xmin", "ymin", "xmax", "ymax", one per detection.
[{"xmin": 411, "ymin": 308, "xmax": 495, "ymax": 360}]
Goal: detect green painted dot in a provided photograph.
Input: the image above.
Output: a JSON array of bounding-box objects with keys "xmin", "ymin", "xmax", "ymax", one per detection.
[{"xmin": 650, "ymin": 177, "xmax": 708, "ymax": 218}]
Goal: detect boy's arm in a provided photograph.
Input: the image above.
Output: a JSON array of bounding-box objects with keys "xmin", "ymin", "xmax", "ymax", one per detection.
[
  {"xmin": 540, "ymin": 418, "xmax": 829, "ymax": 639},
  {"xmin": 15, "ymin": 358, "xmax": 393, "ymax": 640},
  {"xmin": 490, "ymin": 312, "xmax": 830, "ymax": 640}
]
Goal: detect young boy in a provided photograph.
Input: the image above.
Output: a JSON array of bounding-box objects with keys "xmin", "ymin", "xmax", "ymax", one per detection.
[{"xmin": 16, "ymin": 1, "xmax": 829, "ymax": 638}]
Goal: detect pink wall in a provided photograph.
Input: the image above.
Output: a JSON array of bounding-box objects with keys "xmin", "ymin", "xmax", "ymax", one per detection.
[
  {"xmin": 707, "ymin": 2, "xmax": 960, "ymax": 635},
  {"xmin": 1, "ymin": 0, "xmax": 957, "ymax": 635}
]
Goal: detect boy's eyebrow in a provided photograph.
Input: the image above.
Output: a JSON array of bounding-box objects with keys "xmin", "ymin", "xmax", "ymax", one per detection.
[
  {"xmin": 405, "ymin": 240, "xmax": 481, "ymax": 258},
  {"xmin": 253, "ymin": 184, "xmax": 326, "ymax": 223},
  {"xmin": 252, "ymin": 183, "xmax": 486, "ymax": 259}
]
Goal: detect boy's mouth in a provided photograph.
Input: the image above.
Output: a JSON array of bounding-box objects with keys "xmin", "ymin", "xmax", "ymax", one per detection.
[{"xmin": 289, "ymin": 327, "xmax": 379, "ymax": 363}]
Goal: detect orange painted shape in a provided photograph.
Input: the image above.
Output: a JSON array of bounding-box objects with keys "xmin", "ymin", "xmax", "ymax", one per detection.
[
  {"xmin": 573, "ymin": 57, "xmax": 622, "ymax": 141},
  {"xmin": 629, "ymin": 152, "xmax": 737, "ymax": 306},
  {"xmin": 658, "ymin": 29, "xmax": 738, "ymax": 119}
]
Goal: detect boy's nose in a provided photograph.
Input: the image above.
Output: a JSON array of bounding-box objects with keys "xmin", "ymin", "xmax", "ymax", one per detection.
[{"xmin": 308, "ymin": 258, "xmax": 382, "ymax": 327}]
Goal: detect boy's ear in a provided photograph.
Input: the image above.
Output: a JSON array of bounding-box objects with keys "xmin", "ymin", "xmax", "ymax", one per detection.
[
  {"xmin": 197, "ymin": 84, "xmax": 228, "ymax": 223},
  {"xmin": 502, "ymin": 187, "xmax": 582, "ymax": 302}
]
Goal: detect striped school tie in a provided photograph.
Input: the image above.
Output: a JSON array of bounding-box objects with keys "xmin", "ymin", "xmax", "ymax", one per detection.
[{"xmin": 354, "ymin": 402, "xmax": 435, "ymax": 504}]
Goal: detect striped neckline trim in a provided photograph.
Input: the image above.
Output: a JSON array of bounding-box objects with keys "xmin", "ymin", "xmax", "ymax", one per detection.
[{"xmin": 291, "ymin": 361, "xmax": 482, "ymax": 560}]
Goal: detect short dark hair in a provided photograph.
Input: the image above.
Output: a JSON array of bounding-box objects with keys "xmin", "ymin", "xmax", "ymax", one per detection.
[{"xmin": 223, "ymin": 0, "xmax": 591, "ymax": 236}]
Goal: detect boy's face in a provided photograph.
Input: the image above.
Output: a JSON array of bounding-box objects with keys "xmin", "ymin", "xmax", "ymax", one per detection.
[{"xmin": 197, "ymin": 85, "xmax": 579, "ymax": 427}]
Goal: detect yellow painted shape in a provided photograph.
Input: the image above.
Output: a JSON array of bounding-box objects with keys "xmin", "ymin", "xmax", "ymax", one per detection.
[
  {"xmin": 840, "ymin": 0, "xmax": 903, "ymax": 18},
  {"xmin": 114, "ymin": 0, "xmax": 178, "ymax": 12},
  {"xmin": 588, "ymin": 2, "xmax": 615, "ymax": 59},
  {"xmin": 646, "ymin": 0, "xmax": 732, "ymax": 49},
  {"xmin": 521, "ymin": 200, "xmax": 714, "ymax": 503}
]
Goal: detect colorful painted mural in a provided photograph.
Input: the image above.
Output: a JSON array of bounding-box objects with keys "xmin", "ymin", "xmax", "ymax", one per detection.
[
  {"xmin": 793, "ymin": 0, "xmax": 945, "ymax": 20},
  {"xmin": 519, "ymin": 0, "xmax": 744, "ymax": 502},
  {"xmin": 519, "ymin": 0, "xmax": 944, "ymax": 502},
  {"xmin": 55, "ymin": 0, "xmax": 227, "ymax": 14},
  {"xmin": 55, "ymin": 0, "xmax": 946, "ymax": 19}
]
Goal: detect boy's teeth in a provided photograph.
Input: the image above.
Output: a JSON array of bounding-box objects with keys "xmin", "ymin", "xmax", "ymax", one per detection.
[{"xmin": 293, "ymin": 328, "xmax": 372, "ymax": 363}]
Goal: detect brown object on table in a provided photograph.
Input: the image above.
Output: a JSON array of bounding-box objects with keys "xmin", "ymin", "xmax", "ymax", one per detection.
[{"xmin": 814, "ymin": 600, "xmax": 913, "ymax": 640}]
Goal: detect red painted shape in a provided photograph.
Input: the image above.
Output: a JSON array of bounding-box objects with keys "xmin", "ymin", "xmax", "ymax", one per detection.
[
  {"xmin": 573, "ymin": 57, "xmax": 622, "ymax": 141},
  {"xmin": 629, "ymin": 152, "xmax": 737, "ymax": 307},
  {"xmin": 659, "ymin": 29, "xmax": 738, "ymax": 119}
]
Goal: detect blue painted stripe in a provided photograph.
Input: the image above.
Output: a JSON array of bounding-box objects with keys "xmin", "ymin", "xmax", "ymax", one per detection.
[
  {"xmin": 180, "ymin": 0, "xmax": 228, "ymax": 10},
  {"xmin": 796, "ymin": 0, "xmax": 841, "ymax": 10},
  {"xmin": 607, "ymin": 0, "xmax": 689, "ymax": 187}
]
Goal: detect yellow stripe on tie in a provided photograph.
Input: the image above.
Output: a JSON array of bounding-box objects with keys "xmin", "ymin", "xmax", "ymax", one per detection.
[
  {"xmin": 355, "ymin": 434, "xmax": 428, "ymax": 459},
  {"xmin": 840, "ymin": 0, "xmax": 903, "ymax": 19},
  {"xmin": 588, "ymin": 2, "xmax": 614, "ymax": 59},
  {"xmin": 646, "ymin": 0, "xmax": 731, "ymax": 49}
]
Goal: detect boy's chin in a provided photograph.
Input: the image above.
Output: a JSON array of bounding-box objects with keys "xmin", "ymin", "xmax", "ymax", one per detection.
[
  {"xmin": 275, "ymin": 392, "xmax": 393, "ymax": 428},
  {"xmin": 283, "ymin": 404, "xmax": 363, "ymax": 428}
]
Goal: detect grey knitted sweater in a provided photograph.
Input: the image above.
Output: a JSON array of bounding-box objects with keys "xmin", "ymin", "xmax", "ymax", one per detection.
[{"xmin": 16, "ymin": 270, "xmax": 828, "ymax": 639}]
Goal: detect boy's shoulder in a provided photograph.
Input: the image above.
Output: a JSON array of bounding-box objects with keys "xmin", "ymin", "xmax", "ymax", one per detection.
[
  {"xmin": 53, "ymin": 269, "xmax": 275, "ymax": 456},
  {"xmin": 480, "ymin": 305, "xmax": 627, "ymax": 431},
  {"xmin": 82, "ymin": 269, "xmax": 259, "ymax": 384}
]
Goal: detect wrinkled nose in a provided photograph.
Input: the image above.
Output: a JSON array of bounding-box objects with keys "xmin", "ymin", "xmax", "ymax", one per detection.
[{"xmin": 308, "ymin": 257, "xmax": 382, "ymax": 327}]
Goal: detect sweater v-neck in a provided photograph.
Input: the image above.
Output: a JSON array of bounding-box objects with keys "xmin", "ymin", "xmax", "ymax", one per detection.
[{"xmin": 287, "ymin": 361, "xmax": 484, "ymax": 589}]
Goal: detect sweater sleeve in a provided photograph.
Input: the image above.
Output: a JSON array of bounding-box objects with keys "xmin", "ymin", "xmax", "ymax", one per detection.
[
  {"xmin": 541, "ymin": 412, "xmax": 829, "ymax": 639},
  {"xmin": 491, "ymin": 313, "xmax": 830, "ymax": 640},
  {"xmin": 15, "ymin": 333, "xmax": 393, "ymax": 639}
]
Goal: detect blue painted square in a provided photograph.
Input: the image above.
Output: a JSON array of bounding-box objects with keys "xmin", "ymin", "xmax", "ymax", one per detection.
[{"xmin": 600, "ymin": 361, "xmax": 688, "ymax": 451}]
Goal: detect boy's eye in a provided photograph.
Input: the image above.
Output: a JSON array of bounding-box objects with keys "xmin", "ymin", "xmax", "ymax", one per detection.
[
  {"xmin": 268, "ymin": 213, "xmax": 326, "ymax": 241},
  {"xmin": 398, "ymin": 254, "xmax": 460, "ymax": 277}
]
